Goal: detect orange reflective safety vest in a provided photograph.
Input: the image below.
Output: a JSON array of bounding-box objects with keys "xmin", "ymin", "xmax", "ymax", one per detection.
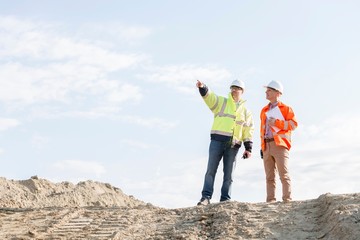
[{"xmin": 260, "ymin": 101, "xmax": 297, "ymax": 151}]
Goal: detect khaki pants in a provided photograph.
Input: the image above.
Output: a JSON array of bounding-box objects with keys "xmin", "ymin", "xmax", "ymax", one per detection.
[{"xmin": 263, "ymin": 141, "xmax": 291, "ymax": 202}]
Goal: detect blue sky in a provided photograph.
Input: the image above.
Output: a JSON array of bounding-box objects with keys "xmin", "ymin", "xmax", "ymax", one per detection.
[{"xmin": 0, "ymin": 1, "xmax": 359, "ymax": 208}]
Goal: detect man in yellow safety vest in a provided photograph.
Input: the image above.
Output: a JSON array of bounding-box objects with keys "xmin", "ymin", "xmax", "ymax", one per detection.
[{"xmin": 196, "ymin": 79, "xmax": 254, "ymax": 205}]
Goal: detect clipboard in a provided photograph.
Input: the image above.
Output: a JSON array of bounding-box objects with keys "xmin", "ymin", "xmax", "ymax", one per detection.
[{"xmin": 265, "ymin": 106, "xmax": 284, "ymax": 132}]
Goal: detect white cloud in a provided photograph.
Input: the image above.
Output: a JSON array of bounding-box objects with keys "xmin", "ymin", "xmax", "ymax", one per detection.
[
  {"xmin": 291, "ymin": 152, "xmax": 360, "ymax": 201},
  {"xmin": 82, "ymin": 22, "xmax": 153, "ymax": 45},
  {"xmin": 141, "ymin": 64, "xmax": 232, "ymax": 94},
  {"xmin": 120, "ymin": 115, "xmax": 179, "ymax": 130},
  {"xmin": 0, "ymin": 16, "xmax": 147, "ymax": 66},
  {"xmin": 106, "ymin": 84, "xmax": 142, "ymax": 103},
  {"xmin": 0, "ymin": 62, "xmax": 143, "ymax": 106},
  {"xmin": 0, "ymin": 118, "xmax": 21, "ymax": 131},
  {"xmin": 53, "ymin": 160, "xmax": 106, "ymax": 178},
  {"xmin": 288, "ymin": 114, "xmax": 360, "ymax": 201},
  {"xmin": 0, "ymin": 16, "xmax": 146, "ymax": 115},
  {"xmin": 294, "ymin": 114, "xmax": 360, "ymax": 152}
]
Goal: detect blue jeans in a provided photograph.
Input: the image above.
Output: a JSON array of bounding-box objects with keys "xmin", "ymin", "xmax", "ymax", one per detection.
[{"xmin": 201, "ymin": 140, "xmax": 239, "ymax": 201}]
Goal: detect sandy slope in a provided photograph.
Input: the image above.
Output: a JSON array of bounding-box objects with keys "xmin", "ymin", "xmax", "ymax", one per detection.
[{"xmin": 0, "ymin": 176, "xmax": 359, "ymax": 239}]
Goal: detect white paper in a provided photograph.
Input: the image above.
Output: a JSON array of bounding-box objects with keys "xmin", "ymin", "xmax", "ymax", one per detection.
[{"xmin": 265, "ymin": 106, "xmax": 284, "ymax": 132}]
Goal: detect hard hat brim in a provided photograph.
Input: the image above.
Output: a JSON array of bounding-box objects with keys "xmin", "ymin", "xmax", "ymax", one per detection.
[
  {"xmin": 264, "ymin": 86, "xmax": 282, "ymax": 93},
  {"xmin": 230, "ymin": 85, "xmax": 244, "ymax": 90}
]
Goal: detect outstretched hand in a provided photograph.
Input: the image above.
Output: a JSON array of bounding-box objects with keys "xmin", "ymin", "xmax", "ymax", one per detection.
[{"xmin": 196, "ymin": 80, "xmax": 204, "ymax": 88}]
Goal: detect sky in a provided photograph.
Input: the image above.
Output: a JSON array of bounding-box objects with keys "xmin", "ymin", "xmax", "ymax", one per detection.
[{"xmin": 0, "ymin": 0, "xmax": 359, "ymax": 209}]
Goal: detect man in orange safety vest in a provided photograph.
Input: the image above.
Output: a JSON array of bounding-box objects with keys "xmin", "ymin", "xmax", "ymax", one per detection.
[{"xmin": 260, "ymin": 80, "xmax": 297, "ymax": 203}]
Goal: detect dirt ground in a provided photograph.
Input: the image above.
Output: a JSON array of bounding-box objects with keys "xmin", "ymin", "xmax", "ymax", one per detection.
[{"xmin": 1, "ymin": 176, "xmax": 359, "ymax": 239}]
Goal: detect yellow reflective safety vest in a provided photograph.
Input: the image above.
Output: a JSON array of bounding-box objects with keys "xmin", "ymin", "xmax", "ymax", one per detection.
[{"xmin": 202, "ymin": 90, "xmax": 254, "ymax": 147}]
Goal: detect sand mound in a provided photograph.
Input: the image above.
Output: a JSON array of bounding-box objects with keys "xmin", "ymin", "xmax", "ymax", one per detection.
[
  {"xmin": 0, "ymin": 176, "xmax": 144, "ymax": 208},
  {"xmin": 0, "ymin": 177, "xmax": 359, "ymax": 239}
]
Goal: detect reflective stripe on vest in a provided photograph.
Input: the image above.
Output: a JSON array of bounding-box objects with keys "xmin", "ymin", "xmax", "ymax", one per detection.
[
  {"xmin": 203, "ymin": 91, "xmax": 254, "ymax": 144},
  {"xmin": 210, "ymin": 96, "xmax": 219, "ymax": 111},
  {"xmin": 260, "ymin": 101, "xmax": 297, "ymax": 150}
]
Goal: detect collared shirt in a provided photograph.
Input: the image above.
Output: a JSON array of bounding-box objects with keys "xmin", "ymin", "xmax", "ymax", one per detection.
[
  {"xmin": 235, "ymin": 101, "xmax": 240, "ymax": 110},
  {"xmin": 265, "ymin": 102, "xmax": 278, "ymax": 139}
]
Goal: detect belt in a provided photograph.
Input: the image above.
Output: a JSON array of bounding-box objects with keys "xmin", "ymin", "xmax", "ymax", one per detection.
[{"xmin": 264, "ymin": 138, "xmax": 274, "ymax": 143}]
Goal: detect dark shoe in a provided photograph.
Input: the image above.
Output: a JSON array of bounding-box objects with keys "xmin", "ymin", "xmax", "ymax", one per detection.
[{"xmin": 197, "ymin": 197, "xmax": 210, "ymax": 206}]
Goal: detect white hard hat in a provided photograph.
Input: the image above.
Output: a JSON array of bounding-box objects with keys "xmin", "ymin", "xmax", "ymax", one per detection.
[
  {"xmin": 264, "ymin": 80, "xmax": 283, "ymax": 94},
  {"xmin": 230, "ymin": 79, "xmax": 245, "ymax": 90}
]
